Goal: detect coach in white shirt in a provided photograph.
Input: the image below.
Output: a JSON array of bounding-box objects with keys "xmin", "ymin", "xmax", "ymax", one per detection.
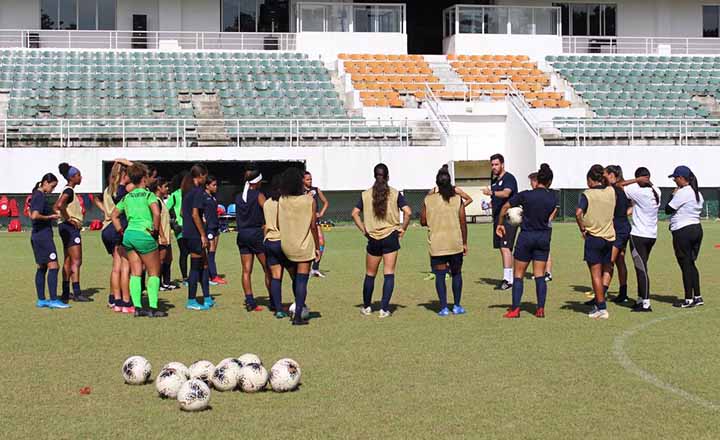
[{"xmin": 665, "ymin": 166, "xmax": 704, "ymax": 309}]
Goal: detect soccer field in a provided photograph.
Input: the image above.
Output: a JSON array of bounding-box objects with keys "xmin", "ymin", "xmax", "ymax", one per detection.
[{"xmin": 5, "ymin": 222, "xmax": 720, "ymax": 439}]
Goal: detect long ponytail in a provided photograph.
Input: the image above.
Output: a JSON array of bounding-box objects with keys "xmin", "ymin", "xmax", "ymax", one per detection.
[
  {"xmin": 436, "ymin": 167, "xmax": 454, "ymax": 202},
  {"xmin": 634, "ymin": 167, "xmax": 659, "ymax": 205},
  {"xmin": 32, "ymin": 173, "xmax": 58, "ymax": 194},
  {"xmin": 372, "ymin": 163, "xmax": 390, "ymax": 219},
  {"xmin": 688, "ymin": 172, "xmax": 700, "ymax": 202}
]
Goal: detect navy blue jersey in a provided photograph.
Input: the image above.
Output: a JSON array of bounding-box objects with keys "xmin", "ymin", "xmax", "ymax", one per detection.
[
  {"xmin": 113, "ymin": 185, "xmax": 127, "ymax": 204},
  {"xmin": 613, "ymin": 186, "xmax": 630, "ymax": 220},
  {"xmin": 355, "ymin": 192, "xmax": 408, "ymax": 210},
  {"xmin": 62, "ymin": 187, "xmax": 74, "ymax": 203},
  {"xmin": 30, "ymin": 190, "xmax": 53, "ymax": 234},
  {"xmin": 204, "ymin": 192, "xmax": 219, "ymax": 231},
  {"xmin": 181, "ymin": 186, "xmax": 206, "ymax": 239},
  {"xmin": 235, "ymin": 189, "xmax": 264, "ymax": 229},
  {"xmin": 305, "ymin": 186, "xmax": 321, "ymax": 213},
  {"xmin": 509, "ymin": 188, "xmax": 557, "ymax": 232},
  {"xmin": 491, "ymin": 172, "xmax": 518, "ymax": 219}
]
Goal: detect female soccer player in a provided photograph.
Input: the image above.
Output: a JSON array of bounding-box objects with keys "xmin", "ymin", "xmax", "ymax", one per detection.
[
  {"xmin": 264, "ymin": 175, "xmax": 291, "ymax": 319},
  {"xmin": 53, "ymin": 162, "xmax": 89, "ymax": 303},
  {"xmin": 181, "ymin": 164, "xmax": 212, "ymax": 311},
  {"xmin": 528, "ymin": 171, "xmax": 557, "ymax": 282},
  {"xmin": 235, "ymin": 166, "xmax": 270, "ymax": 312},
  {"xmin": 497, "ymin": 164, "xmax": 557, "ymax": 318},
  {"xmin": 303, "ymin": 171, "xmax": 329, "ymax": 278},
  {"xmin": 151, "ymin": 177, "xmax": 178, "ymax": 292},
  {"xmin": 420, "ymin": 167, "xmax": 468, "ymax": 317},
  {"xmin": 29, "ymin": 173, "xmax": 69, "ymax": 309},
  {"xmin": 166, "ymin": 172, "xmax": 189, "ymax": 285},
  {"xmin": 576, "ymin": 164, "xmax": 616, "ymax": 320},
  {"xmin": 351, "ymin": 163, "xmax": 412, "ymax": 318},
  {"xmin": 603, "ymin": 165, "xmax": 632, "ymax": 304},
  {"xmin": 279, "ymin": 168, "xmax": 320, "ymax": 326},
  {"xmin": 111, "ymin": 162, "xmax": 167, "ymax": 318},
  {"xmin": 621, "ymin": 167, "xmax": 660, "ymax": 312},
  {"xmin": 204, "ymin": 175, "xmax": 225, "ymax": 286},
  {"xmin": 666, "ymin": 166, "xmax": 704, "ymax": 308}
]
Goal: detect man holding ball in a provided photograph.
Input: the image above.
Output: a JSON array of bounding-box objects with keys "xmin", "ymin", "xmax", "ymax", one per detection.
[{"xmin": 484, "ymin": 154, "xmax": 518, "ymax": 290}]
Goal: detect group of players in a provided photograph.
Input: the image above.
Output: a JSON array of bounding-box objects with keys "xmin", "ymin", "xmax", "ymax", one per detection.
[{"xmin": 28, "ymin": 155, "xmax": 706, "ymax": 321}]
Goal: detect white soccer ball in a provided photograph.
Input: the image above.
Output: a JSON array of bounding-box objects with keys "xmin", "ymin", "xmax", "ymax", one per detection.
[
  {"xmin": 211, "ymin": 361, "xmax": 242, "ymax": 391},
  {"xmin": 269, "ymin": 358, "xmax": 302, "ymax": 392},
  {"xmin": 177, "ymin": 379, "xmax": 211, "ymax": 412},
  {"xmin": 289, "ymin": 303, "xmax": 310, "ymax": 320},
  {"xmin": 122, "ymin": 356, "xmax": 152, "ymax": 385},
  {"xmin": 238, "ymin": 364, "xmax": 269, "ymax": 393},
  {"xmin": 236, "ymin": 353, "xmax": 263, "ymax": 368},
  {"xmin": 156, "ymin": 368, "xmax": 187, "ymax": 399},
  {"xmin": 188, "ymin": 360, "xmax": 215, "ymax": 384},
  {"xmin": 507, "ymin": 207, "xmax": 523, "ymax": 227},
  {"xmin": 162, "ymin": 362, "xmax": 190, "ymax": 379}
]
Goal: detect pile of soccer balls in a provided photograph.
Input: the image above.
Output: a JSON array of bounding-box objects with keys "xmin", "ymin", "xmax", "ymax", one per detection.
[{"xmin": 122, "ymin": 354, "xmax": 302, "ymax": 411}]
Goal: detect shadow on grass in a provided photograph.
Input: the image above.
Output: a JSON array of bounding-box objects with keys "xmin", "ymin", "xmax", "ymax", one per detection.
[
  {"xmin": 418, "ymin": 300, "xmax": 444, "ymax": 313},
  {"xmin": 353, "ymin": 302, "xmax": 407, "ymax": 313},
  {"xmin": 650, "ymin": 293, "xmax": 682, "ymax": 305},
  {"xmin": 476, "ymin": 277, "xmax": 502, "ymax": 287},
  {"xmin": 569, "ymin": 284, "xmax": 592, "ymax": 293},
  {"xmin": 487, "ymin": 301, "xmax": 539, "ymax": 314},
  {"xmin": 157, "ymin": 298, "xmax": 176, "ymax": 313},
  {"xmin": 560, "ymin": 300, "xmax": 592, "ymax": 314}
]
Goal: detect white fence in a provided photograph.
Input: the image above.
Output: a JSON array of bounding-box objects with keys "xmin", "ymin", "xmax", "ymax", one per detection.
[
  {"xmin": 563, "ymin": 36, "xmax": 720, "ymax": 55},
  {"xmin": 0, "ymin": 30, "xmax": 297, "ymax": 51}
]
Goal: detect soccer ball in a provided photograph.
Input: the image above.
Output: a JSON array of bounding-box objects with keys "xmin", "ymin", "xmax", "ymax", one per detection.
[
  {"xmin": 210, "ymin": 361, "xmax": 241, "ymax": 392},
  {"xmin": 122, "ymin": 356, "xmax": 152, "ymax": 385},
  {"xmin": 217, "ymin": 358, "xmax": 242, "ymax": 369},
  {"xmin": 269, "ymin": 358, "xmax": 302, "ymax": 392},
  {"xmin": 162, "ymin": 362, "xmax": 189, "ymax": 379},
  {"xmin": 156, "ymin": 368, "xmax": 187, "ymax": 399},
  {"xmin": 288, "ymin": 303, "xmax": 310, "ymax": 320},
  {"xmin": 236, "ymin": 353, "xmax": 263, "ymax": 368},
  {"xmin": 188, "ymin": 360, "xmax": 215, "ymax": 384},
  {"xmin": 177, "ymin": 379, "xmax": 211, "ymax": 412},
  {"xmin": 507, "ymin": 207, "xmax": 523, "ymax": 227},
  {"xmin": 238, "ymin": 364, "xmax": 269, "ymax": 393}
]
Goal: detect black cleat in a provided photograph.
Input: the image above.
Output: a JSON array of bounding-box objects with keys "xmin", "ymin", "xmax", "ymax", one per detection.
[
  {"xmin": 497, "ymin": 280, "xmax": 513, "ymax": 291},
  {"xmin": 631, "ymin": 303, "xmax": 653, "ymax": 312},
  {"xmin": 134, "ymin": 309, "xmax": 151, "ymax": 317},
  {"xmin": 292, "ymin": 319, "xmax": 309, "ymax": 326},
  {"xmin": 693, "ymin": 297, "xmax": 704, "ymax": 306},
  {"xmin": 73, "ymin": 294, "xmax": 91, "ymax": 302},
  {"xmin": 584, "ymin": 298, "xmax": 597, "ymax": 306},
  {"xmin": 673, "ymin": 299, "xmax": 695, "ymax": 308},
  {"xmin": 612, "ymin": 294, "xmax": 629, "ymax": 304},
  {"xmin": 148, "ymin": 310, "xmax": 168, "ymax": 318}
]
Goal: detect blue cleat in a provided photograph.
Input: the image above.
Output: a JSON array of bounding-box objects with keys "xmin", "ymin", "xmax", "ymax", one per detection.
[
  {"xmin": 453, "ymin": 305, "xmax": 466, "ymax": 315},
  {"xmin": 203, "ymin": 297, "xmax": 215, "ymax": 308},
  {"xmin": 48, "ymin": 299, "xmax": 71, "ymax": 309},
  {"xmin": 186, "ymin": 299, "xmax": 209, "ymax": 311},
  {"xmin": 438, "ymin": 307, "xmax": 450, "ymax": 317},
  {"xmin": 36, "ymin": 299, "xmax": 50, "ymax": 308}
]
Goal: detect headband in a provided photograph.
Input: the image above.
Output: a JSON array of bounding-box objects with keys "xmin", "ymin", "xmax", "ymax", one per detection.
[
  {"xmin": 67, "ymin": 166, "xmax": 80, "ymax": 178},
  {"xmin": 242, "ymin": 174, "xmax": 263, "ymax": 203}
]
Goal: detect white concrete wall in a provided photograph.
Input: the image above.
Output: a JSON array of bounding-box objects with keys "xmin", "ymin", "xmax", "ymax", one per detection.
[
  {"xmin": 158, "ymin": 0, "xmax": 182, "ymax": 31},
  {"xmin": 443, "ymin": 34, "xmax": 563, "ymax": 59},
  {"xmin": 296, "ymin": 32, "xmax": 407, "ymax": 65},
  {"xmin": 504, "ymin": 104, "xmax": 539, "ymax": 192},
  {"xmin": 180, "ymin": 0, "xmax": 219, "ymax": 32},
  {"xmin": 0, "ymin": 0, "xmax": 40, "ymax": 29}
]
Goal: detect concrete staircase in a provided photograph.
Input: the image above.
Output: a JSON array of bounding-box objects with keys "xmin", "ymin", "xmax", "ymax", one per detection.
[
  {"xmin": 408, "ymin": 119, "xmax": 443, "ymax": 146},
  {"xmin": 191, "ymin": 93, "xmax": 230, "ymax": 146}
]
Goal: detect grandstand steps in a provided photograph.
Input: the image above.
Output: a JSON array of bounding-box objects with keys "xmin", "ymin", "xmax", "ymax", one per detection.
[
  {"xmin": 692, "ymin": 96, "xmax": 720, "ymax": 117},
  {"xmin": 428, "ymin": 61, "xmax": 466, "ymax": 93},
  {"xmin": 191, "ymin": 93, "xmax": 230, "ymax": 146},
  {"xmin": 407, "ymin": 120, "xmax": 443, "ymax": 146}
]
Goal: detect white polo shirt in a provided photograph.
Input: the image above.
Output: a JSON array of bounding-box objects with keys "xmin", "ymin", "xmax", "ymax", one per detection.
[
  {"xmin": 624, "ymin": 183, "xmax": 661, "ymax": 239},
  {"xmin": 668, "ymin": 185, "xmax": 704, "ymax": 232}
]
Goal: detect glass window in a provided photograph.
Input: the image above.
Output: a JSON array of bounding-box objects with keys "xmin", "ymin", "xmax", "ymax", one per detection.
[
  {"xmin": 704, "ymin": 6, "xmax": 719, "ymax": 38},
  {"xmin": 223, "ymin": 0, "xmax": 239, "ymax": 31},
  {"xmin": 376, "ymin": 6, "xmax": 400, "ymax": 32},
  {"xmin": 223, "ymin": 0, "xmax": 257, "ymax": 32},
  {"xmin": 353, "ymin": 6, "xmax": 373, "ymax": 32},
  {"xmin": 97, "ymin": 0, "xmax": 115, "ymax": 30},
  {"xmin": 59, "ymin": 0, "xmax": 77, "ymax": 29},
  {"xmin": 327, "ymin": 4, "xmax": 349, "ymax": 32},
  {"xmin": 555, "ymin": 3, "xmax": 616, "ymax": 36},
  {"xmin": 603, "ymin": 4, "xmax": 615, "ymax": 36},
  {"xmin": 589, "ymin": 4, "xmax": 601, "ymax": 35},
  {"xmin": 238, "ymin": 0, "xmax": 256, "ymax": 32},
  {"xmin": 535, "ymin": 7, "xmax": 558, "ymax": 35},
  {"xmin": 509, "ymin": 7, "xmax": 533, "ymax": 34},
  {"xmin": 571, "ymin": 4, "xmax": 587, "ymax": 36},
  {"xmin": 485, "ymin": 7, "xmax": 508, "ymax": 34},
  {"xmin": 258, "ymin": 0, "xmax": 288, "ymax": 32},
  {"xmin": 558, "ymin": 3, "xmax": 569, "ymax": 36},
  {"xmin": 459, "ymin": 7, "xmax": 482, "ymax": 34},
  {"xmin": 300, "ymin": 4, "xmax": 325, "ymax": 32},
  {"xmin": 41, "ymin": 0, "xmax": 59, "ymax": 30},
  {"xmin": 78, "ymin": 0, "xmax": 96, "ymax": 30}
]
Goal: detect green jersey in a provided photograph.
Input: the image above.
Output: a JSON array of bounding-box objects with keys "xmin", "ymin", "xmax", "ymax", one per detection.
[
  {"xmin": 116, "ymin": 188, "xmax": 157, "ymax": 232},
  {"xmin": 166, "ymin": 189, "xmax": 183, "ymax": 227}
]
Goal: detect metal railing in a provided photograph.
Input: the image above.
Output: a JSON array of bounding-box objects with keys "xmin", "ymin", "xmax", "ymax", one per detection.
[
  {"xmin": 563, "ymin": 36, "xmax": 720, "ymax": 55},
  {"xmin": 422, "ymin": 84, "xmax": 450, "ymax": 138},
  {"xmin": 0, "ymin": 30, "xmax": 297, "ymax": 51},
  {"xmin": 296, "ymin": 2, "xmax": 405, "ymax": 33},
  {"xmin": 443, "ymin": 5, "xmax": 561, "ymax": 38},
  {"xmin": 0, "ymin": 117, "xmax": 412, "ymax": 148}
]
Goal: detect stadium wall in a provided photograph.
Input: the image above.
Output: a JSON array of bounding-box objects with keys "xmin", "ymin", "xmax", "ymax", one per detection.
[
  {"xmin": 0, "ymin": 0, "xmax": 39, "ymax": 29},
  {"xmin": 443, "ymin": 34, "xmax": 562, "ymax": 60}
]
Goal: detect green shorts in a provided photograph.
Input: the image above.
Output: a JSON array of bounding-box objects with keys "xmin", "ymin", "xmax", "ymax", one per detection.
[{"xmin": 122, "ymin": 229, "xmax": 158, "ymax": 255}]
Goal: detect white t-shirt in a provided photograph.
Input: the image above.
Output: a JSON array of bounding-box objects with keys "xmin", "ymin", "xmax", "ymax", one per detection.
[
  {"xmin": 624, "ymin": 183, "xmax": 660, "ymax": 239},
  {"xmin": 668, "ymin": 185, "xmax": 704, "ymax": 232}
]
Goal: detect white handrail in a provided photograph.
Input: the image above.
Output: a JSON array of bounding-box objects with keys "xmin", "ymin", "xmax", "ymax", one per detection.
[
  {"xmin": 423, "ymin": 83, "xmax": 450, "ymax": 137},
  {"xmin": 563, "ymin": 36, "xmax": 720, "ymax": 55}
]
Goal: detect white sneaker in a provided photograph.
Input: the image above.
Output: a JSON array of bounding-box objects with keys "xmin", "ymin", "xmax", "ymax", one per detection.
[
  {"xmin": 314, "ymin": 270, "xmax": 326, "ymax": 278},
  {"xmin": 361, "ymin": 306, "xmax": 372, "ymax": 316},
  {"xmin": 378, "ymin": 309, "xmax": 392, "ymax": 318},
  {"xmin": 588, "ymin": 308, "xmax": 609, "ymax": 320}
]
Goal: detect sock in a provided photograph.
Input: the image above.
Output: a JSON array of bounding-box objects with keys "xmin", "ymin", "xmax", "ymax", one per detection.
[
  {"xmin": 511, "ymin": 277, "xmax": 523, "ymax": 309},
  {"xmin": 642, "ymin": 298, "xmax": 651, "ymax": 309},
  {"xmin": 162, "ymin": 262, "xmax": 171, "ymax": 285},
  {"xmin": 535, "ymin": 277, "xmax": 547, "ymax": 308},
  {"xmin": 603, "ymin": 285, "xmax": 609, "ymax": 295},
  {"xmin": 362, "ymin": 275, "xmax": 375, "ymax": 308},
  {"xmin": 433, "ymin": 268, "xmax": 448, "ymax": 310},
  {"xmin": 179, "ymin": 251, "xmax": 188, "ymax": 279},
  {"xmin": 35, "ymin": 267, "xmax": 47, "ymax": 301},
  {"xmin": 312, "ymin": 260, "xmax": 320, "ymax": 271},
  {"xmin": 208, "ymin": 251, "xmax": 217, "ymax": 279},
  {"xmin": 597, "ymin": 301, "xmax": 607, "ymax": 310},
  {"xmin": 451, "ymin": 272, "xmax": 463, "ymax": 306},
  {"xmin": 201, "ymin": 267, "xmax": 210, "ymax": 298},
  {"xmin": 270, "ymin": 278, "xmax": 282, "ymax": 311},
  {"xmin": 47, "ymin": 268, "xmax": 58, "ymax": 301},
  {"xmin": 140, "ymin": 271, "xmax": 146, "ymax": 292},
  {"xmin": 72, "ymin": 282, "xmax": 81, "ymax": 297},
  {"xmin": 293, "ymin": 273, "xmax": 310, "ymax": 321},
  {"xmin": 129, "ymin": 275, "xmax": 142, "ymax": 308},
  {"xmin": 62, "ymin": 281, "xmax": 70, "ymax": 297},
  {"xmin": 245, "ymin": 294, "xmax": 257, "ymax": 308},
  {"xmin": 108, "ymin": 294, "xmax": 115, "ymax": 305},
  {"xmin": 381, "ymin": 274, "xmax": 395, "ymax": 312},
  {"xmin": 619, "ymin": 284, "xmax": 628, "ymax": 298},
  {"xmin": 503, "ymin": 268, "xmax": 513, "ymax": 283},
  {"xmin": 147, "ymin": 276, "xmax": 160, "ymax": 309},
  {"xmin": 188, "ymin": 257, "xmax": 202, "ymax": 300}
]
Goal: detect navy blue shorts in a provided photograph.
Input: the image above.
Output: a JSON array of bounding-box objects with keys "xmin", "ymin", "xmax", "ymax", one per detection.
[
  {"xmin": 186, "ymin": 237, "xmax": 204, "ymax": 254},
  {"xmin": 614, "ymin": 220, "xmax": 631, "ymax": 250},
  {"xmin": 514, "ymin": 230, "xmax": 551, "ymax": 263},
  {"xmin": 101, "ymin": 225, "xmax": 122, "ymax": 255},
  {"xmin": 584, "ymin": 235, "xmax": 613, "ymax": 265},
  {"xmin": 430, "ymin": 252, "xmax": 463, "ymax": 273},
  {"xmin": 366, "ymin": 230, "xmax": 401, "ymax": 257},
  {"xmin": 493, "ymin": 218, "xmax": 517, "ymax": 250},
  {"xmin": 237, "ymin": 227, "xmax": 264, "ymax": 255},
  {"xmin": 58, "ymin": 222, "xmax": 81, "ymax": 248},
  {"xmin": 264, "ymin": 240, "xmax": 291, "ymax": 268},
  {"xmin": 206, "ymin": 228, "xmax": 219, "ymax": 241},
  {"xmin": 31, "ymin": 230, "xmax": 58, "ymax": 265}
]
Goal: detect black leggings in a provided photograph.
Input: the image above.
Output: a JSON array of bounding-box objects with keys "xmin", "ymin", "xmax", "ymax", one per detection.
[
  {"xmin": 177, "ymin": 237, "xmax": 190, "ymax": 279},
  {"xmin": 629, "ymin": 235, "xmax": 656, "ymax": 300},
  {"xmin": 672, "ymin": 224, "xmax": 703, "ymax": 300}
]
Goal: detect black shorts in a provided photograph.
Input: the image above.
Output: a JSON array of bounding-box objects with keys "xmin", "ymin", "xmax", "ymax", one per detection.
[
  {"xmin": 58, "ymin": 222, "xmax": 82, "ymax": 248},
  {"xmin": 31, "ymin": 230, "xmax": 58, "ymax": 265},
  {"xmin": 614, "ymin": 220, "xmax": 631, "ymax": 250},
  {"xmin": 430, "ymin": 252, "xmax": 463, "ymax": 273},
  {"xmin": 584, "ymin": 235, "xmax": 613, "ymax": 265},
  {"xmin": 206, "ymin": 229, "xmax": 219, "ymax": 241},
  {"xmin": 366, "ymin": 230, "xmax": 401, "ymax": 257},
  {"xmin": 186, "ymin": 237, "xmax": 204, "ymax": 254},
  {"xmin": 158, "ymin": 244, "xmax": 171, "ymax": 252},
  {"xmin": 236, "ymin": 227, "xmax": 265, "ymax": 255},
  {"xmin": 514, "ymin": 230, "xmax": 551, "ymax": 263},
  {"xmin": 101, "ymin": 225, "xmax": 122, "ymax": 255},
  {"xmin": 493, "ymin": 219, "xmax": 517, "ymax": 250},
  {"xmin": 264, "ymin": 239, "xmax": 291, "ymax": 268}
]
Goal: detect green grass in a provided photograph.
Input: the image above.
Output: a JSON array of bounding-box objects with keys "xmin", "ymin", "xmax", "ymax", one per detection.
[{"xmin": 4, "ymin": 222, "xmax": 720, "ymax": 439}]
